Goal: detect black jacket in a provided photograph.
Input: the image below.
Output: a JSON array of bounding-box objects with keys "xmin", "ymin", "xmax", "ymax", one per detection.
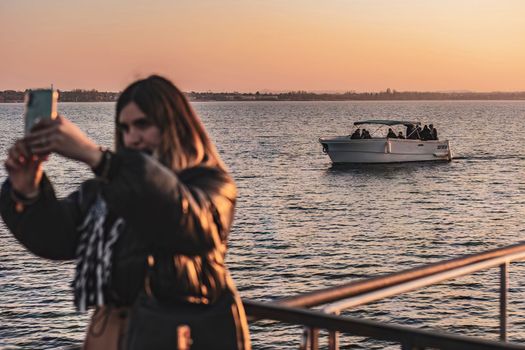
[
  {"xmin": 0, "ymin": 149, "xmax": 241, "ymax": 307},
  {"xmin": 1, "ymin": 150, "xmax": 251, "ymax": 348}
]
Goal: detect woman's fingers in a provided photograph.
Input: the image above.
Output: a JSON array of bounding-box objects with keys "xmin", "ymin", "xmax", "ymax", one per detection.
[
  {"xmin": 5, "ymin": 142, "xmax": 42, "ymax": 172},
  {"xmin": 25, "ymin": 134, "xmax": 55, "ymax": 154},
  {"xmin": 22, "ymin": 115, "xmax": 98, "ymax": 164},
  {"xmin": 25, "ymin": 120, "xmax": 61, "ymax": 156},
  {"xmin": 5, "ymin": 157, "xmax": 22, "ymax": 172},
  {"xmin": 25, "ymin": 131, "xmax": 55, "ymax": 144},
  {"xmin": 4, "ymin": 137, "xmax": 45, "ymax": 195},
  {"xmin": 30, "ymin": 116, "xmax": 59, "ymax": 133},
  {"xmin": 16, "ymin": 139, "xmax": 31, "ymax": 158},
  {"xmin": 8, "ymin": 141, "xmax": 30, "ymax": 164},
  {"xmin": 8, "ymin": 145, "xmax": 23, "ymax": 164},
  {"xmin": 28, "ymin": 144, "xmax": 53, "ymax": 156},
  {"xmin": 25, "ymin": 117, "xmax": 60, "ymax": 148},
  {"xmin": 25, "ymin": 127, "xmax": 58, "ymax": 144}
]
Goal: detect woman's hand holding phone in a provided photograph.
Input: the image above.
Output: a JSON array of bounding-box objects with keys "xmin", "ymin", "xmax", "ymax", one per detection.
[
  {"xmin": 5, "ymin": 115, "xmax": 103, "ymax": 197},
  {"xmin": 24, "ymin": 116, "xmax": 103, "ymax": 168}
]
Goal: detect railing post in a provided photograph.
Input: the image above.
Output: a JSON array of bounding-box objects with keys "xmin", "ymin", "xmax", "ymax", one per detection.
[
  {"xmin": 500, "ymin": 261, "xmax": 509, "ymax": 342},
  {"xmin": 299, "ymin": 327, "xmax": 319, "ymax": 350},
  {"xmin": 310, "ymin": 328, "xmax": 319, "ymax": 350},
  {"xmin": 328, "ymin": 311, "xmax": 340, "ymax": 350},
  {"xmin": 299, "ymin": 327, "xmax": 308, "ymax": 350},
  {"xmin": 328, "ymin": 331, "xmax": 339, "ymax": 350},
  {"xmin": 401, "ymin": 342, "xmax": 424, "ymax": 350}
]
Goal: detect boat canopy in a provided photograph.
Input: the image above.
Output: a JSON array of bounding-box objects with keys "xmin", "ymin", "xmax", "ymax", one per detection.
[{"xmin": 353, "ymin": 120, "xmax": 421, "ymax": 126}]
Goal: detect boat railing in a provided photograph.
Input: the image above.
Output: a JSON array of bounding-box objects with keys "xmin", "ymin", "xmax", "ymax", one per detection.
[{"xmin": 243, "ymin": 242, "xmax": 525, "ymax": 349}]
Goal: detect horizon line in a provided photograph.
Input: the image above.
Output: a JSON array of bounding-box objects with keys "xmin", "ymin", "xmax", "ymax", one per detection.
[{"xmin": 2, "ymin": 88, "xmax": 525, "ymax": 94}]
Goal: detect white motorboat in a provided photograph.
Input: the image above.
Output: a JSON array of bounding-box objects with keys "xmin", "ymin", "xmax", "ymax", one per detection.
[{"xmin": 319, "ymin": 120, "xmax": 452, "ymax": 164}]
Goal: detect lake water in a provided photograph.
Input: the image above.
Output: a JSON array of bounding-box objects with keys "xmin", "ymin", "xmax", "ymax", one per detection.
[{"xmin": 1, "ymin": 101, "xmax": 524, "ymax": 349}]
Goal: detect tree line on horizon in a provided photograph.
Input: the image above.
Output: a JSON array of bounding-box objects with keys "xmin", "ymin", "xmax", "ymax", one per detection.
[
  {"xmin": 189, "ymin": 89, "xmax": 525, "ymax": 101},
  {"xmin": 0, "ymin": 89, "xmax": 120, "ymax": 103},
  {"xmin": 1, "ymin": 88, "xmax": 525, "ymax": 103}
]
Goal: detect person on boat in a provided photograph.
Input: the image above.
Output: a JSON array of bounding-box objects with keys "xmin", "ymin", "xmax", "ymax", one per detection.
[
  {"xmin": 420, "ymin": 125, "xmax": 431, "ymax": 141},
  {"xmin": 406, "ymin": 124, "xmax": 415, "ymax": 139},
  {"xmin": 397, "ymin": 131, "xmax": 405, "ymax": 139},
  {"xmin": 410, "ymin": 126, "xmax": 422, "ymax": 140},
  {"xmin": 429, "ymin": 124, "xmax": 438, "ymax": 140},
  {"xmin": 387, "ymin": 128, "xmax": 397, "ymax": 138},
  {"xmin": 350, "ymin": 128, "xmax": 361, "ymax": 139},
  {"xmin": 0, "ymin": 75, "xmax": 251, "ymax": 350},
  {"xmin": 361, "ymin": 129, "xmax": 372, "ymax": 139}
]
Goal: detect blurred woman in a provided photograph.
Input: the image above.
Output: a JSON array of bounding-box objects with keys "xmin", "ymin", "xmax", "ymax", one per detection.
[{"xmin": 1, "ymin": 75, "xmax": 251, "ymax": 349}]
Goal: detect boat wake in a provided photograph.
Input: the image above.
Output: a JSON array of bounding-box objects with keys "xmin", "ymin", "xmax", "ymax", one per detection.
[
  {"xmin": 326, "ymin": 161, "xmax": 449, "ymax": 174},
  {"xmin": 453, "ymin": 154, "xmax": 525, "ymax": 161}
]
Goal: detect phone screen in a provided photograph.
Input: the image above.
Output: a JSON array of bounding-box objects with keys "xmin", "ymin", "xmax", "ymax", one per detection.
[{"xmin": 24, "ymin": 89, "xmax": 58, "ymax": 134}]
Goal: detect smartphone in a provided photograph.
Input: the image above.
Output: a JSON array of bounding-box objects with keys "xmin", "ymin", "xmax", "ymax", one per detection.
[{"xmin": 24, "ymin": 89, "xmax": 58, "ymax": 134}]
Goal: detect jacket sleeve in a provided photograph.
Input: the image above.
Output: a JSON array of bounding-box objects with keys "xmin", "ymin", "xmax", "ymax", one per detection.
[
  {"xmin": 102, "ymin": 150, "xmax": 236, "ymax": 254},
  {"xmin": 0, "ymin": 175, "xmax": 84, "ymax": 260}
]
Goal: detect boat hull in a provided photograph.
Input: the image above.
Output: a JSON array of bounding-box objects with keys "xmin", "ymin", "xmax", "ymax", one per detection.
[{"xmin": 319, "ymin": 137, "xmax": 451, "ymax": 164}]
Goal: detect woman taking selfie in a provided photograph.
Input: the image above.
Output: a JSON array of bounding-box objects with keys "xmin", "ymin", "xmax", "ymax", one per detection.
[{"xmin": 1, "ymin": 75, "xmax": 251, "ymax": 350}]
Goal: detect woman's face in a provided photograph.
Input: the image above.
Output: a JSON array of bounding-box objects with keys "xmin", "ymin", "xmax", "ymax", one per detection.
[{"xmin": 118, "ymin": 102, "xmax": 162, "ymax": 154}]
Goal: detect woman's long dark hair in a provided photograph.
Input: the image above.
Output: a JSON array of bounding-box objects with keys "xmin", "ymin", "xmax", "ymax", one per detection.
[{"xmin": 115, "ymin": 75, "xmax": 226, "ymax": 173}]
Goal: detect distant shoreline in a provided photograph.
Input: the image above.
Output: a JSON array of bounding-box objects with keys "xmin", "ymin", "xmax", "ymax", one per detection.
[{"xmin": 1, "ymin": 89, "xmax": 525, "ymax": 103}]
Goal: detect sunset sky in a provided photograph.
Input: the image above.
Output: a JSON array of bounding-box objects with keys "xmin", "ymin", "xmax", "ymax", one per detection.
[{"xmin": 1, "ymin": 0, "xmax": 524, "ymax": 92}]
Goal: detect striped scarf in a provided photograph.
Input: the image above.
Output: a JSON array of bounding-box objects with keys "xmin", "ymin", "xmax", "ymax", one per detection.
[{"xmin": 72, "ymin": 193, "xmax": 125, "ymax": 312}]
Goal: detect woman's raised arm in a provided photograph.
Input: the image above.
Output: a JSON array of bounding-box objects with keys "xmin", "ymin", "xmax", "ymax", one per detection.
[{"xmin": 0, "ymin": 176, "xmax": 90, "ymax": 260}]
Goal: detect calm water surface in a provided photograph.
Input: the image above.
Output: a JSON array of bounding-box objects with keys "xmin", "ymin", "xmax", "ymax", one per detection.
[{"xmin": 1, "ymin": 101, "xmax": 524, "ymax": 349}]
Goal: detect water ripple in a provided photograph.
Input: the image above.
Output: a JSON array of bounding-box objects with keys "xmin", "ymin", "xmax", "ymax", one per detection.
[{"xmin": 1, "ymin": 101, "xmax": 525, "ymax": 348}]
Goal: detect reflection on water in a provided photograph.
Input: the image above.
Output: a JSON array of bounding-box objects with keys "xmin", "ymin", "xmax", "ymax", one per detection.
[
  {"xmin": 327, "ymin": 160, "xmax": 450, "ymax": 174},
  {"xmin": 1, "ymin": 101, "xmax": 525, "ymax": 349}
]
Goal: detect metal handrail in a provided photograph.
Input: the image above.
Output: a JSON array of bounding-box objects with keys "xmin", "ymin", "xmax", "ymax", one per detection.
[
  {"xmin": 244, "ymin": 301, "xmax": 525, "ymax": 350},
  {"xmin": 244, "ymin": 242, "xmax": 525, "ymax": 349},
  {"xmin": 54, "ymin": 244, "xmax": 525, "ymax": 349},
  {"xmin": 323, "ymin": 251, "xmax": 525, "ymax": 313},
  {"xmin": 273, "ymin": 242, "xmax": 525, "ymax": 308},
  {"xmin": 318, "ymin": 252, "xmax": 525, "ymax": 349}
]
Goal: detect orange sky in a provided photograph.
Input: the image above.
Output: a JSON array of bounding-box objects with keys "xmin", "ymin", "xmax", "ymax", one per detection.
[{"xmin": 1, "ymin": 0, "xmax": 524, "ymax": 92}]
